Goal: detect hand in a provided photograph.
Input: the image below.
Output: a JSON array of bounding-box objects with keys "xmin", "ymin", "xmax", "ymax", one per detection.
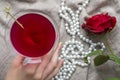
[{"xmin": 5, "ymin": 42, "xmax": 63, "ymax": 80}]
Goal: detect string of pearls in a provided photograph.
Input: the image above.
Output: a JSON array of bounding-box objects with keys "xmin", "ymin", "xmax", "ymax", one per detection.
[{"xmin": 53, "ymin": 0, "xmax": 105, "ymax": 80}]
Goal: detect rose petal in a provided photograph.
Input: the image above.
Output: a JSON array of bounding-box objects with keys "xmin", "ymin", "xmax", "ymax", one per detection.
[{"xmin": 82, "ymin": 13, "xmax": 117, "ymax": 34}]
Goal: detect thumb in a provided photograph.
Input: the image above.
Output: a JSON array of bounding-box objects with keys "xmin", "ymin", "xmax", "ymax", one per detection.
[{"xmin": 12, "ymin": 54, "xmax": 25, "ymax": 67}]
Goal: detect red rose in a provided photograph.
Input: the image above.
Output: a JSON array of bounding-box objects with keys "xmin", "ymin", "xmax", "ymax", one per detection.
[{"xmin": 82, "ymin": 13, "xmax": 116, "ymax": 34}]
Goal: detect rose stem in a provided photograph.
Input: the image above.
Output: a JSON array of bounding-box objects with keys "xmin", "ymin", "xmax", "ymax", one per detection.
[
  {"xmin": 104, "ymin": 34, "xmax": 114, "ymax": 55},
  {"xmin": 4, "ymin": 7, "xmax": 24, "ymax": 29}
]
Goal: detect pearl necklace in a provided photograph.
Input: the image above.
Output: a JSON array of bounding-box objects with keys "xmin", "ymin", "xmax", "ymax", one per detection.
[{"xmin": 53, "ymin": 0, "xmax": 106, "ymax": 80}]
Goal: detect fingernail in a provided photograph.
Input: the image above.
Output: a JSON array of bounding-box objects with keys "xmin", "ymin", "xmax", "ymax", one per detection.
[
  {"xmin": 59, "ymin": 42, "xmax": 62, "ymax": 46},
  {"xmin": 58, "ymin": 42, "xmax": 62, "ymax": 49}
]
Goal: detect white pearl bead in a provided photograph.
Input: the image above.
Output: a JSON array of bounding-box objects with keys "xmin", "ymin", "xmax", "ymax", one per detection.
[
  {"xmin": 81, "ymin": 63, "xmax": 85, "ymax": 67},
  {"xmin": 68, "ymin": 18, "xmax": 71, "ymax": 22},
  {"xmin": 63, "ymin": 53, "xmax": 66, "ymax": 56},
  {"xmin": 71, "ymin": 67, "xmax": 75, "ymax": 71},
  {"xmin": 55, "ymin": 76, "xmax": 58, "ymax": 79},
  {"xmin": 64, "ymin": 6, "xmax": 68, "ymax": 9},
  {"xmin": 82, "ymin": 3, "xmax": 87, "ymax": 7},
  {"xmin": 68, "ymin": 73, "xmax": 71, "ymax": 77},
  {"xmin": 78, "ymin": 7, "xmax": 82, "ymax": 11},
  {"xmin": 79, "ymin": 35, "xmax": 83, "ymax": 38},
  {"xmin": 69, "ymin": 70, "xmax": 73, "ymax": 73},
  {"xmin": 62, "ymin": 7, "xmax": 65, "ymax": 10},
  {"xmin": 103, "ymin": 45, "xmax": 105, "ymax": 49},
  {"xmin": 82, "ymin": 37, "xmax": 86, "ymax": 41},
  {"xmin": 59, "ymin": 13, "xmax": 63, "ymax": 16},
  {"xmin": 73, "ymin": 20, "xmax": 76, "ymax": 23},
  {"xmin": 89, "ymin": 40, "xmax": 92, "ymax": 44},
  {"xmin": 77, "ymin": 32, "xmax": 80, "ymax": 35},
  {"xmin": 59, "ymin": 10, "xmax": 62, "ymax": 13},
  {"xmin": 67, "ymin": 8, "xmax": 71, "ymax": 11},
  {"xmin": 86, "ymin": 39, "xmax": 89, "ymax": 42},
  {"xmin": 61, "ymin": 2, "xmax": 65, "ymax": 6},
  {"xmin": 64, "ymin": 68, "xmax": 67, "ymax": 71},
  {"xmin": 85, "ymin": 0, "xmax": 89, "ymax": 4},
  {"xmin": 63, "ymin": 76, "xmax": 66, "ymax": 79},
  {"xmin": 76, "ymin": 21, "xmax": 79, "ymax": 25},
  {"xmin": 70, "ymin": 21, "xmax": 73, "ymax": 25},
  {"xmin": 70, "ymin": 11, "xmax": 73, "ymax": 14},
  {"xmin": 54, "ymin": 0, "xmax": 106, "ymax": 79},
  {"xmin": 76, "ymin": 10, "xmax": 80, "ymax": 14},
  {"xmin": 72, "ymin": 17, "xmax": 75, "ymax": 20},
  {"xmin": 65, "ymin": 23, "xmax": 68, "ymax": 26},
  {"xmin": 66, "ymin": 76, "xmax": 69, "ymax": 79},
  {"xmin": 89, "ymin": 47, "xmax": 92, "ymax": 50},
  {"xmin": 68, "ymin": 68, "xmax": 71, "ymax": 71},
  {"xmin": 94, "ymin": 49, "xmax": 97, "ymax": 51},
  {"xmin": 71, "ymin": 13, "xmax": 75, "ymax": 16}
]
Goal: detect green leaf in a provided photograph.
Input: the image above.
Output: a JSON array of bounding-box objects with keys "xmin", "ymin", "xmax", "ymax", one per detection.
[
  {"xmin": 108, "ymin": 54, "xmax": 120, "ymax": 66},
  {"xmin": 84, "ymin": 50, "xmax": 103, "ymax": 64},
  {"xmin": 94, "ymin": 55, "xmax": 109, "ymax": 66},
  {"xmin": 106, "ymin": 78, "xmax": 120, "ymax": 80},
  {"xmin": 84, "ymin": 57, "xmax": 88, "ymax": 63},
  {"xmin": 86, "ymin": 50, "xmax": 103, "ymax": 57}
]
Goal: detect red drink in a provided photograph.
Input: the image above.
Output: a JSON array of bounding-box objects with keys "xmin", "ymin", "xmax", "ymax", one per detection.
[{"xmin": 10, "ymin": 13, "xmax": 56, "ymax": 58}]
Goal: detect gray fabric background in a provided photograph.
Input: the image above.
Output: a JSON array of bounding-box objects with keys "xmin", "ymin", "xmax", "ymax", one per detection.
[{"xmin": 0, "ymin": 0, "xmax": 120, "ymax": 80}]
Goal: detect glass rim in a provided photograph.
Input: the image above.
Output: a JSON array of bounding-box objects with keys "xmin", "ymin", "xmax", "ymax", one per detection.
[{"xmin": 5, "ymin": 9, "xmax": 59, "ymax": 58}]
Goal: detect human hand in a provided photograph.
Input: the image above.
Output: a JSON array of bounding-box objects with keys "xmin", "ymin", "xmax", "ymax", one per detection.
[{"xmin": 5, "ymin": 42, "xmax": 63, "ymax": 80}]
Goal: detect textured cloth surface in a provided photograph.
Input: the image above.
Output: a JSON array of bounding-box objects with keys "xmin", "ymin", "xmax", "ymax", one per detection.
[{"xmin": 0, "ymin": 0, "xmax": 120, "ymax": 80}]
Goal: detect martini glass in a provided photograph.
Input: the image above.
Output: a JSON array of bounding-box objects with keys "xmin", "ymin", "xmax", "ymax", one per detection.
[{"xmin": 5, "ymin": 9, "xmax": 59, "ymax": 63}]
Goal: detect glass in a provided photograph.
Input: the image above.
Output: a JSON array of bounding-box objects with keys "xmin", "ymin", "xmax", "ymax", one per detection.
[{"xmin": 5, "ymin": 9, "xmax": 59, "ymax": 63}]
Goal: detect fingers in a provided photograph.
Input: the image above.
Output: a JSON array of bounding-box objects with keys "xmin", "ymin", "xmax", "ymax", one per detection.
[
  {"xmin": 41, "ymin": 42, "xmax": 62, "ymax": 80},
  {"xmin": 34, "ymin": 42, "xmax": 62, "ymax": 80},
  {"xmin": 46, "ymin": 59, "xmax": 64, "ymax": 80},
  {"xmin": 24, "ymin": 63, "xmax": 39, "ymax": 75},
  {"xmin": 51, "ymin": 42, "xmax": 62, "ymax": 62},
  {"xmin": 34, "ymin": 58, "xmax": 50, "ymax": 79},
  {"xmin": 34, "ymin": 50, "xmax": 54, "ymax": 79},
  {"xmin": 12, "ymin": 54, "xmax": 25, "ymax": 67}
]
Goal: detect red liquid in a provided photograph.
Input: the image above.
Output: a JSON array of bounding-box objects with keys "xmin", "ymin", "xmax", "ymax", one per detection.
[{"xmin": 11, "ymin": 13, "xmax": 56, "ymax": 57}]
